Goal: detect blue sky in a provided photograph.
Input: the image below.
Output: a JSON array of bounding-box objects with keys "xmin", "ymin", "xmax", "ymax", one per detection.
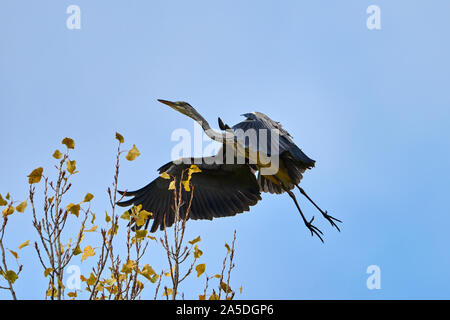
[{"xmin": 1, "ymin": 0, "xmax": 450, "ymax": 299}]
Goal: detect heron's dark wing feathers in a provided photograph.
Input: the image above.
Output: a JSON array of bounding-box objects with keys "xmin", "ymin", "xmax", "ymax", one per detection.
[
  {"xmin": 232, "ymin": 113, "xmax": 315, "ymax": 167},
  {"xmin": 257, "ymin": 173, "xmax": 284, "ymax": 194},
  {"xmin": 117, "ymin": 159, "xmax": 261, "ymax": 232},
  {"xmin": 232, "ymin": 112, "xmax": 315, "ymax": 194}
]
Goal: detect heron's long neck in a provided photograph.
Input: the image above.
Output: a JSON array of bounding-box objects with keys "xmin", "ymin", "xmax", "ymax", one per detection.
[{"xmin": 191, "ymin": 113, "xmax": 234, "ymax": 144}]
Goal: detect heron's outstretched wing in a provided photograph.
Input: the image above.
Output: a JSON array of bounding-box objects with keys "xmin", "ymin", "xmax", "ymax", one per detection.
[{"xmin": 117, "ymin": 158, "xmax": 261, "ymax": 232}]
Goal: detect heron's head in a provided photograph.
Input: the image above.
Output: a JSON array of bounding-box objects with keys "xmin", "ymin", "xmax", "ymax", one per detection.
[{"xmin": 157, "ymin": 99, "xmax": 202, "ymax": 121}]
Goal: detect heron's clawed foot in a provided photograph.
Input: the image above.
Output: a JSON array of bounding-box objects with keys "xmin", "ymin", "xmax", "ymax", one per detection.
[
  {"xmin": 304, "ymin": 216, "xmax": 324, "ymax": 243},
  {"xmin": 321, "ymin": 211, "xmax": 342, "ymax": 232}
]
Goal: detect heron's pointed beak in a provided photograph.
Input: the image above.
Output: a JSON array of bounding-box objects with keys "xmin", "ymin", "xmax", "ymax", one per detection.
[{"xmin": 157, "ymin": 99, "xmax": 177, "ymax": 108}]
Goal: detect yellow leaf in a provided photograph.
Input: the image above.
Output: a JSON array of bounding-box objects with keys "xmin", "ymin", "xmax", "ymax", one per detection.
[
  {"xmin": 194, "ymin": 245, "xmax": 203, "ymax": 259},
  {"xmin": 2, "ymin": 206, "xmax": 14, "ymax": 217},
  {"xmin": 6, "ymin": 193, "xmax": 10, "ymax": 200},
  {"xmin": 121, "ymin": 210, "xmax": 130, "ymax": 220},
  {"xmin": 135, "ymin": 230, "xmax": 147, "ymax": 239},
  {"xmin": 66, "ymin": 160, "xmax": 77, "ymax": 174},
  {"xmin": 0, "ymin": 194, "xmax": 7, "ymax": 206},
  {"xmin": 16, "ymin": 199, "xmax": 27, "ymax": 213},
  {"xmin": 18, "ymin": 240, "xmax": 29, "ymax": 249},
  {"xmin": 140, "ymin": 264, "xmax": 157, "ymax": 281},
  {"xmin": 160, "ymin": 172, "xmax": 171, "ymax": 179},
  {"xmin": 225, "ymin": 243, "xmax": 231, "ymax": 253},
  {"xmin": 5, "ymin": 270, "xmax": 18, "ymax": 283},
  {"xmin": 86, "ymin": 273, "xmax": 96, "ymax": 286},
  {"xmin": 46, "ymin": 287, "xmax": 57, "ymax": 298},
  {"xmin": 28, "ymin": 167, "xmax": 43, "ymax": 184},
  {"xmin": 164, "ymin": 266, "xmax": 175, "ymax": 277},
  {"xmin": 67, "ymin": 291, "xmax": 77, "ymax": 298},
  {"xmin": 66, "ymin": 238, "xmax": 72, "ymax": 249},
  {"xmin": 104, "ymin": 278, "xmax": 116, "ymax": 287},
  {"xmin": 66, "ymin": 203, "xmax": 80, "ymax": 217},
  {"xmin": 135, "ymin": 210, "xmax": 152, "ymax": 227},
  {"xmin": 181, "ymin": 180, "xmax": 191, "ymax": 192},
  {"xmin": 62, "ymin": 137, "xmax": 75, "ymax": 149},
  {"xmin": 189, "ymin": 236, "xmax": 201, "ymax": 245},
  {"xmin": 105, "ymin": 211, "xmax": 111, "ymax": 223},
  {"xmin": 58, "ymin": 279, "xmax": 65, "ymax": 290},
  {"xmin": 107, "ymin": 223, "xmax": 119, "ymax": 236},
  {"xmin": 240, "ymin": 286, "xmax": 243, "ymax": 294},
  {"xmin": 209, "ymin": 292, "xmax": 219, "ymax": 300},
  {"xmin": 85, "ymin": 225, "xmax": 98, "ymax": 232},
  {"xmin": 81, "ymin": 245, "xmax": 95, "ymax": 262},
  {"xmin": 83, "ymin": 193, "xmax": 94, "ymax": 202},
  {"xmin": 121, "ymin": 260, "xmax": 136, "ymax": 274},
  {"xmin": 126, "ymin": 144, "xmax": 140, "ymax": 161},
  {"xmin": 220, "ymin": 281, "xmax": 232, "ymax": 294},
  {"xmin": 213, "ymin": 274, "xmax": 222, "ymax": 279},
  {"xmin": 189, "ymin": 164, "xmax": 202, "ymax": 174},
  {"xmin": 9, "ymin": 250, "xmax": 18, "ymax": 259},
  {"xmin": 44, "ymin": 268, "xmax": 54, "ymax": 277},
  {"xmin": 195, "ymin": 263, "xmax": 205, "ymax": 277},
  {"xmin": 168, "ymin": 180, "xmax": 175, "ymax": 190},
  {"xmin": 163, "ymin": 288, "xmax": 173, "ymax": 297},
  {"xmin": 52, "ymin": 150, "xmax": 62, "ymax": 159},
  {"xmin": 73, "ymin": 245, "xmax": 82, "ymax": 256},
  {"xmin": 199, "ymin": 294, "xmax": 206, "ymax": 300},
  {"xmin": 184, "ymin": 164, "xmax": 202, "ymax": 185},
  {"xmin": 115, "ymin": 132, "xmax": 125, "ymax": 143}
]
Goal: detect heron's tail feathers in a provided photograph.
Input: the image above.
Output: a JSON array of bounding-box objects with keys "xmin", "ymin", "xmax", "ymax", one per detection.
[{"xmin": 286, "ymin": 146, "xmax": 315, "ymax": 168}]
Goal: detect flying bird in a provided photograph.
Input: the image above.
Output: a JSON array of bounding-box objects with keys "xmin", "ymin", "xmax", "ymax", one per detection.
[{"xmin": 117, "ymin": 100, "xmax": 341, "ymax": 241}]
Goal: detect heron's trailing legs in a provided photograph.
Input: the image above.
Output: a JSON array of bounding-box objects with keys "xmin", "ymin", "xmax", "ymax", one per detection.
[
  {"xmin": 286, "ymin": 189, "xmax": 324, "ymax": 242},
  {"xmin": 296, "ymin": 185, "xmax": 342, "ymax": 232},
  {"xmin": 271, "ymin": 175, "xmax": 323, "ymax": 242}
]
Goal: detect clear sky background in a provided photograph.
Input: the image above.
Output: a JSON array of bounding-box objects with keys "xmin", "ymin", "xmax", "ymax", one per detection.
[{"xmin": 1, "ymin": 0, "xmax": 450, "ymax": 299}]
